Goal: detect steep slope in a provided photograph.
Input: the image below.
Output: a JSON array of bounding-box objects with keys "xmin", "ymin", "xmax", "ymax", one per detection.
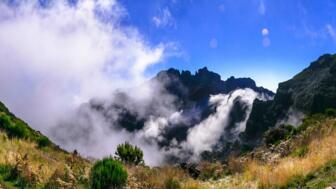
[
  {"xmin": 0, "ymin": 101, "xmax": 91, "ymax": 188},
  {"xmin": 243, "ymin": 54, "xmax": 336, "ymax": 142}
]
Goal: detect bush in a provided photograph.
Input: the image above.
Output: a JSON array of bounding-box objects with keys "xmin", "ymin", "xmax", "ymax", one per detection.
[
  {"xmin": 164, "ymin": 177, "xmax": 181, "ymax": 189},
  {"xmin": 0, "ymin": 114, "xmax": 11, "ymax": 128},
  {"xmin": 0, "ymin": 164, "xmax": 34, "ymax": 188},
  {"xmin": 115, "ymin": 142, "xmax": 144, "ymax": 165},
  {"xmin": 263, "ymin": 125, "xmax": 297, "ymax": 146},
  {"xmin": 90, "ymin": 157, "xmax": 128, "ymax": 189},
  {"xmin": 325, "ymin": 108, "xmax": 336, "ymax": 117},
  {"xmin": 198, "ymin": 162, "xmax": 225, "ymax": 180},
  {"xmin": 0, "ymin": 115, "xmax": 29, "ymax": 139},
  {"xmin": 9, "ymin": 121, "xmax": 29, "ymax": 138},
  {"xmin": 37, "ymin": 136, "xmax": 51, "ymax": 148}
]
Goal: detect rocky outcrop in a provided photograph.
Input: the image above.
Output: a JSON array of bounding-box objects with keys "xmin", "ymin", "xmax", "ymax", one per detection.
[{"xmin": 243, "ymin": 54, "xmax": 336, "ymax": 142}]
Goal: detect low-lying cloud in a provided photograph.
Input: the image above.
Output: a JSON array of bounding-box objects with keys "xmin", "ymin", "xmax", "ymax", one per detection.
[
  {"xmin": 176, "ymin": 89, "xmax": 267, "ymax": 160},
  {"xmin": 0, "ymin": 0, "xmax": 168, "ymax": 164},
  {"xmin": 0, "ymin": 0, "xmax": 274, "ymax": 166}
]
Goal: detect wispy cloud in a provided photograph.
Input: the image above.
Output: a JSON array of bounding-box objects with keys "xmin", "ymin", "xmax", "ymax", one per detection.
[
  {"xmin": 209, "ymin": 38, "xmax": 218, "ymax": 49},
  {"xmin": 218, "ymin": 4, "xmax": 225, "ymax": 12},
  {"xmin": 326, "ymin": 24, "xmax": 336, "ymax": 42},
  {"xmin": 152, "ymin": 7, "xmax": 176, "ymax": 28},
  {"xmin": 258, "ymin": 0, "xmax": 266, "ymax": 15}
]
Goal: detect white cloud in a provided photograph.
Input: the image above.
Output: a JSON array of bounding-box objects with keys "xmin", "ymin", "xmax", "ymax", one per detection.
[
  {"xmin": 258, "ymin": 0, "xmax": 266, "ymax": 15},
  {"xmin": 326, "ymin": 24, "xmax": 336, "ymax": 42},
  {"xmin": 209, "ymin": 38, "xmax": 218, "ymax": 49},
  {"xmin": 152, "ymin": 7, "xmax": 175, "ymax": 28},
  {"xmin": 181, "ymin": 89, "xmax": 260, "ymax": 158},
  {"xmin": 0, "ymin": 0, "xmax": 172, "ymax": 165},
  {"xmin": 142, "ymin": 116, "xmax": 169, "ymax": 141},
  {"xmin": 0, "ymin": 0, "xmax": 166, "ymax": 127}
]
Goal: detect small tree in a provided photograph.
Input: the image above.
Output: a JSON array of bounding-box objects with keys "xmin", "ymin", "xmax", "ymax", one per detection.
[
  {"xmin": 90, "ymin": 157, "xmax": 128, "ymax": 189},
  {"xmin": 115, "ymin": 142, "xmax": 144, "ymax": 165}
]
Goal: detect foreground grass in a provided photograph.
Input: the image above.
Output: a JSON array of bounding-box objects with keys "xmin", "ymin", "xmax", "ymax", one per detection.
[
  {"xmin": 285, "ymin": 159, "xmax": 336, "ymax": 189},
  {"xmin": 243, "ymin": 117, "xmax": 336, "ymax": 189},
  {"xmin": 199, "ymin": 116, "xmax": 336, "ymax": 189},
  {"xmin": 0, "ymin": 132, "xmax": 92, "ymax": 188},
  {"xmin": 0, "ymin": 101, "xmax": 92, "ymax": 188},
  {"xmin": 126, "ymin": 165, "xmax": 204, "ymax": 189}
]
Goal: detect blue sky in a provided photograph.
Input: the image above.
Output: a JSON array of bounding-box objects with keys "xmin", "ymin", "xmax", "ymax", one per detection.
[{"xmin": 118, "ymin": 0, "xmax": 336, "ymax": 91}]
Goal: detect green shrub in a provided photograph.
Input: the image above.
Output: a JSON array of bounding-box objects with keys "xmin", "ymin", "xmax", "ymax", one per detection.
[
  {"xmin": 37, "ymin": 136, "xmax": 51, "ymax": 148},
  {"xmin": 9, "ymin": 122, "xmax": 29, "ymax": 138},
  {"xmin": 115, "ymin": 142, "xmax": 144, "ymax": 165},
  {"xmin": 90, "ymin": 157, "xmax": 128, "ymax": 189},
  {"xmin": 263, "ymin": 125, "xmax": 297, "ymax": 146},
  {"xmin": 325, "ymin": 108, "xmax": 336, "ymax": 117},
  {"xmin": 0, "ymin": 114, "xmax": 11, "ymax": 129},
  {"xmin": 0, "ymin": 107, "xmax": 52, "ymax": 148},
  {"xmin": 164, "ymin": 177, "xmax": 181, "ymax": 189},
  {"xmin": 0, "ymin": 164, "xmax": 32, "ymax": 188},
  {"xmin": 291, "ymin": 145, "xmax": 309, "ymax": 158},
  {"xmin": 0, "ymin": 115, "xmax": 29, "ymax": 139}
]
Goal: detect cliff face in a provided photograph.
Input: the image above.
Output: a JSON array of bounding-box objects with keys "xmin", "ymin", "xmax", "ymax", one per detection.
[
  {"xmin": 155, "ymin": 67, "xmax": 274, "ymax": 103},
  {"xmin": 243, "ymin": 54, "xmax": 336, "ymax": 141}
]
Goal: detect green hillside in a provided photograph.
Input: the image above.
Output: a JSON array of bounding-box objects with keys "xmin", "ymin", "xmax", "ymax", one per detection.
[{"xmin": 0, "ymin": 101, "xmax": 92, "ymax": 188}]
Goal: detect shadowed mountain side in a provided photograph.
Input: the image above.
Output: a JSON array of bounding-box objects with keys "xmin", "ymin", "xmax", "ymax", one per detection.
[{"xmin": 243, "ymin": 54, "xmax": 336, "ymax": 142}]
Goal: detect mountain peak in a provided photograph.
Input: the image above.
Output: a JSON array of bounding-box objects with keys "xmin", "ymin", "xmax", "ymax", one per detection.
[{"xmin": 154, "ymin": 67, "xmax": 274, "ymax": 102}]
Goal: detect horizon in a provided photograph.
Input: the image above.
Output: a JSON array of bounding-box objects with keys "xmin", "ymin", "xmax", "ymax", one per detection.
[{"xmin": 119, "ymin": 0, "xmax": 336, "ymax": 92}]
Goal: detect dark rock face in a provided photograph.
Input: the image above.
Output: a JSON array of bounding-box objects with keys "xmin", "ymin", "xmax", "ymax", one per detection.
[
  {"xmin": 89, "ymin": 67, "xmax": 274, "ymax": 136},
  {"xmin": 155, "ymin": 67, "xmax": 274, "ymax": 103},
  {"xmin": 243, "ymin": 54, "xmax": 336, "ymax": 142},
  {"xmin": 83, "ymin": 67, "xmax": 274, "ymax": 161}
]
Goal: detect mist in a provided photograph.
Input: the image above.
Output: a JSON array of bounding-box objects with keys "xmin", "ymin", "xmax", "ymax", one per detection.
[
  {"xmin": 0, "ymin": 0, "xmax": 168, "ymax": 165},
  {"xmin": 0, "ymin": 0, "xmax": 274, "ymax": 166}
]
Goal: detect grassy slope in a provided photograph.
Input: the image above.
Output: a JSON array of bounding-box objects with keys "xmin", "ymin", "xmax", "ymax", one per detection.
[
  {"xmin": 2, "ymin": 99, "xmax": 336, "ymax": 189},
  {"xmin": 0, "ymin": 102, "xmax": 92, "ymax": 188},
  {"xmin": 285, "ymin": 159, "xmax": 336, "ymax": 189},
  {"xmin": 207, "ymin": 114, "xmax": 336, "ymax": 189}
]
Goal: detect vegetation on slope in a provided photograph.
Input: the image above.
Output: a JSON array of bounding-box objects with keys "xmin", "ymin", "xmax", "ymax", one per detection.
[
  {"xmin": 206, "ymin": 112, "xmax": 336, "ymax": 189},
  {"xmin": 0, "ymin": 102, "xmax": 92, "ymax": 188},
  {"xmin": 244, "ymin": 54, "xmax": 336, "ymax": 141},
  {"xmin": 90, "ymin": 158, "xmax": 128, "ymax": 189},
  {"xmin": 0, "ymin": 102, "xmax": 52, "ymax": 148}
]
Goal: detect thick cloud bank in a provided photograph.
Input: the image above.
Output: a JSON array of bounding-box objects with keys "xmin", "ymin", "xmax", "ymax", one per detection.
[
  {"xmin": 182, "ymin": 89, "xmax": 258, "ymax": 157},
  {"xmin": 0, "ymin": 0, "xmax": 272, "ymax": 166},
  {"xmin": 0, "ymin": 0, "xmax": 164, "ymax": 133},
  {"xmin": 0, "ymin": 0, "xmax": 168, "ymax": 165}
]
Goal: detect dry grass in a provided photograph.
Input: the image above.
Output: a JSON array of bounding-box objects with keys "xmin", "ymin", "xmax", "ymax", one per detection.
[
  {"xmin": 201, "ymin": 174, "xmax": 257, "ymax": 189},
  {"xmin": 243, "ymin": 118, "xmax": 336, "ymax": 188},
  {"xmin": 127, "ymin": 165, "xmax": 204, "ymax": 189},
  {"xmin": 0, "ymin": 132, "xmax": 91, "ymax": 186}
]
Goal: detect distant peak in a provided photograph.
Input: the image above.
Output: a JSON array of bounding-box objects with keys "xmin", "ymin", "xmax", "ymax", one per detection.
[
  {"xmin": 198, "ymin": 67, "xmax": 209, "ymax": 72},
  {"xmin": 307, "ymin": 53, "xmax": 336, "ymax": 70}
]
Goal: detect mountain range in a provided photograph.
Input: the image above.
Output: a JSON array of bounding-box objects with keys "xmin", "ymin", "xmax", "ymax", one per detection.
[{"xmin": 1, "ymin": 54, "xmax": 336, "ymax": 188}]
